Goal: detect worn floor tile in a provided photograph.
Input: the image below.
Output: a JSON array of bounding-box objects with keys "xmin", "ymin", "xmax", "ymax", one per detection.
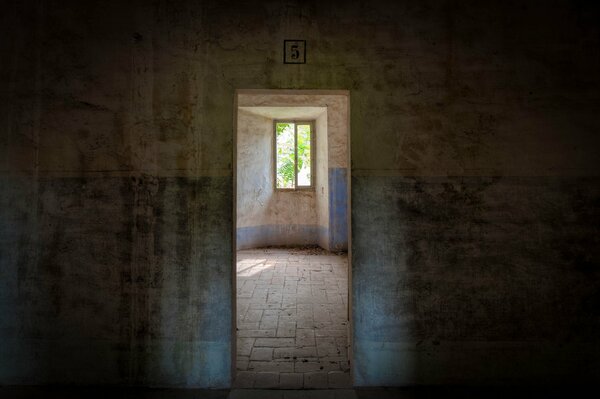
[
  {"xmin": 279, "ymin": 372, "xmax": 304, "ymax": 389},
  {"xmin": 328, "ymin": 371, "xmax": 351, "ymax": 388},
  {"xmin": 250, "ymin": 347, "xmax": 273, "ymax": 361},
  {"xmin": 304, "ymin": 372, "xmax": 329, "ymax": 389},
  {"xmin": 253, "ymin": 372, "xmax": 280, "ymax": 388},
  {"xmin": 236, "ymin": 248, "xmax": 350, "ymax": 388},
  {"xmin": 249, "ymin": 361, "xmax": 294, "ymax": 373}
]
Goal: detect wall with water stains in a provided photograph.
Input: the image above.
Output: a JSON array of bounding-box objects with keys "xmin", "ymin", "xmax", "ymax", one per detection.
[
  {"xmin": 0, "ymin": 0, "xmax": 598, "ymax": 388},
  {"xmin": 235, "ymin": 92, "xmax": 348, "ymax": 251},
  {"xmin": 236, "ymin": 108, "xmax": 319, "ymax": 249}
]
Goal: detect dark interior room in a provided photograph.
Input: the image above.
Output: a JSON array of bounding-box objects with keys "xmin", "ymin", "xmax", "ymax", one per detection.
[{"xmin": 1, "ymin": 1, "xmax": 598, "ymax": 398}]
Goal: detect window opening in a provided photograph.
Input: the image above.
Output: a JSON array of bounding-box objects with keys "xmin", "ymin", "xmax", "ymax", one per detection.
[{"xmin": 275, "ymin": 121, "xmax": 314, "ymax": 189}]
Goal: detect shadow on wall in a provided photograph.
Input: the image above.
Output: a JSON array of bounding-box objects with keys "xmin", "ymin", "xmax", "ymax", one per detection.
[
  {"xmin": 1, "ymin": 175, "xmax": 232, "ymax": 387},
  {"xmin": 353, "ymin": 176, "xmax": 600, "ymax": 386}
]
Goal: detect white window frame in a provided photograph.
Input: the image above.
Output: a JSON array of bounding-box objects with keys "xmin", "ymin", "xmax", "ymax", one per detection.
[{"xmin": 273, "ymin": 120, "xmax": 315, "ymax": 191}]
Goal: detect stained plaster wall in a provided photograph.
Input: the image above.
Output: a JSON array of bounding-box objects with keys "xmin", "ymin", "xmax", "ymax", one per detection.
[
  {"xmin": 0, "ymin": 0, "xmax": 232, "ymax": 388},
  {"xmin": 316, "ymin": 112, "xmax": 329, "ymax": 249},
  {"xmin": 236, "ymin": 109, "xmax": 318, "ymax": 249},
  {"xmin": 237, "ymin": 93, "xmax": 349, "ymax": 252},
  {"xmin": 0, "ymin": 0, "xmax": 599, "ymax": 389}
]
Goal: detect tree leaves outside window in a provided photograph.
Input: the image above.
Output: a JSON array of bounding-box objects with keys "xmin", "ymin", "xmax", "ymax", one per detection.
[{"xmin": 276, "ymin": 122, "xmax": 312, "ymax": 189}]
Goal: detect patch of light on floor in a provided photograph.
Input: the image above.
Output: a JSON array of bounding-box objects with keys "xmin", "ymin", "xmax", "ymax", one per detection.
[{"xmin": 237, "ymin": 260, "xmax": 272, "ymax": 277}]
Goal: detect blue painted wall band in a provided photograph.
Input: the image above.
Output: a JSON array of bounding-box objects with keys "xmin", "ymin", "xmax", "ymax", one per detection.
[
  {"xmin": 236, "ymin": 168, "xmax": 348, "ymax": 251},
  {"xmin": 329, "ymin": 167, "xmax": 348, "ymax": 251},
  {"xmin": 236, "ymin": 224, "xmax": 321, "ymax": 250}
]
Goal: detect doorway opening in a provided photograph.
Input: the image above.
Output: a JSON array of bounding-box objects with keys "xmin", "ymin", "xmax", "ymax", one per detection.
[{"xmin": 233, "ymin": 90, "xmax": 351, "ymax": 389}]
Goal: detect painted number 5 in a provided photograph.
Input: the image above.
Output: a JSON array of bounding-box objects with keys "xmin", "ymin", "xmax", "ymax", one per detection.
[
  {"xmin": 284, "ymin": 40, "xmax": 306, "ymax": 64},
  {"xmin": 290, "ymin": 45, "xmax": 299, "ymax": 59}
]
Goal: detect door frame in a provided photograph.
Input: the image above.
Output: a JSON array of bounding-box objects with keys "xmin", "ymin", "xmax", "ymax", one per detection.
[{"xmin": 232, "ymin": 89, "xmax": 352, "ymax": 387}]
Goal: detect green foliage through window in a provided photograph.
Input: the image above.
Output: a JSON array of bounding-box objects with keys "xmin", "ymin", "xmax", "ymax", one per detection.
[{"xmin": 276, "ymin": 122, "xmax": 312, "ymax": 189}]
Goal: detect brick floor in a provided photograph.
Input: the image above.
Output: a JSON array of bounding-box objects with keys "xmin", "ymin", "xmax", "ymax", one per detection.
[{"xmin": 235, "ymin": 248, "xmax": 350, "ymax": 389}]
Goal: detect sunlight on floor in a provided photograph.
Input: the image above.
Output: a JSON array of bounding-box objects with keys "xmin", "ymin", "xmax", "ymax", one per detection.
[{"xmin": 235, "ymin": 248, "xmax": 350, "ymax": 389}]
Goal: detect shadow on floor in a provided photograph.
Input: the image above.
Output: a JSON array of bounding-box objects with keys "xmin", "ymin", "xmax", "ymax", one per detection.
[
  {"xmin": 1, "ymin": 386, "xmax": 595, "ymax": 399},
  {"xmin": 0, "ymin": 387, "xmax": 229, "ymax": 399}
]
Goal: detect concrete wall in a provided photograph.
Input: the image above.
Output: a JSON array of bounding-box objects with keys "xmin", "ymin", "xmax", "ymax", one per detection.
[
  {"xmin": 1, "ymin": 0, "xmax": 599, "ymax": 389},
  {"xmin": 0, "ymin": 0, "xmax": 233, "ymax": 388},
  {"xmin": 236, "ymin": 109, "xmax": 319, "ymax": 249},
  {"xmin": 237, "ymin": 93, "xmax": 349, "ymax": 251},
  {"xmin": 316, "ymin": 112, "xmax": 329, "ymax": 249}
]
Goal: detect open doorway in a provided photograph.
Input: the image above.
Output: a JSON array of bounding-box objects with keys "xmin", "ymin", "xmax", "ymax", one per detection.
[{"xmin": 233, "ymin": 90, "xmax": 351, "ymax": 389}]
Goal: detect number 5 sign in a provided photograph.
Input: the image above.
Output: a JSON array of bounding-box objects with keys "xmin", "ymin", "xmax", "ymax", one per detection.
[{"xmin": 284, "ymin": 40, "xmax": 306, "ymax": 64}]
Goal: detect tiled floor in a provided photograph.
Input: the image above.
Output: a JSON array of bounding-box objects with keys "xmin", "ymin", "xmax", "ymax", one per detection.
[{"xmin": 235, "ymin": 248, "xmax": 350, "ymax": 389}]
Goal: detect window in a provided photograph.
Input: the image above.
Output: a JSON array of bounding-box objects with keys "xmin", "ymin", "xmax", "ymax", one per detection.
[{"xmin": 274, "ymin": 121, "xmax": 314, "ymax": 189}]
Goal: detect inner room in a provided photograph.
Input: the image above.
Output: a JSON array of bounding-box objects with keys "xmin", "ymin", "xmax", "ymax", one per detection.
[{"xmin": 234, "ymin": 91, "xmax": 350, "ymax": 389}]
